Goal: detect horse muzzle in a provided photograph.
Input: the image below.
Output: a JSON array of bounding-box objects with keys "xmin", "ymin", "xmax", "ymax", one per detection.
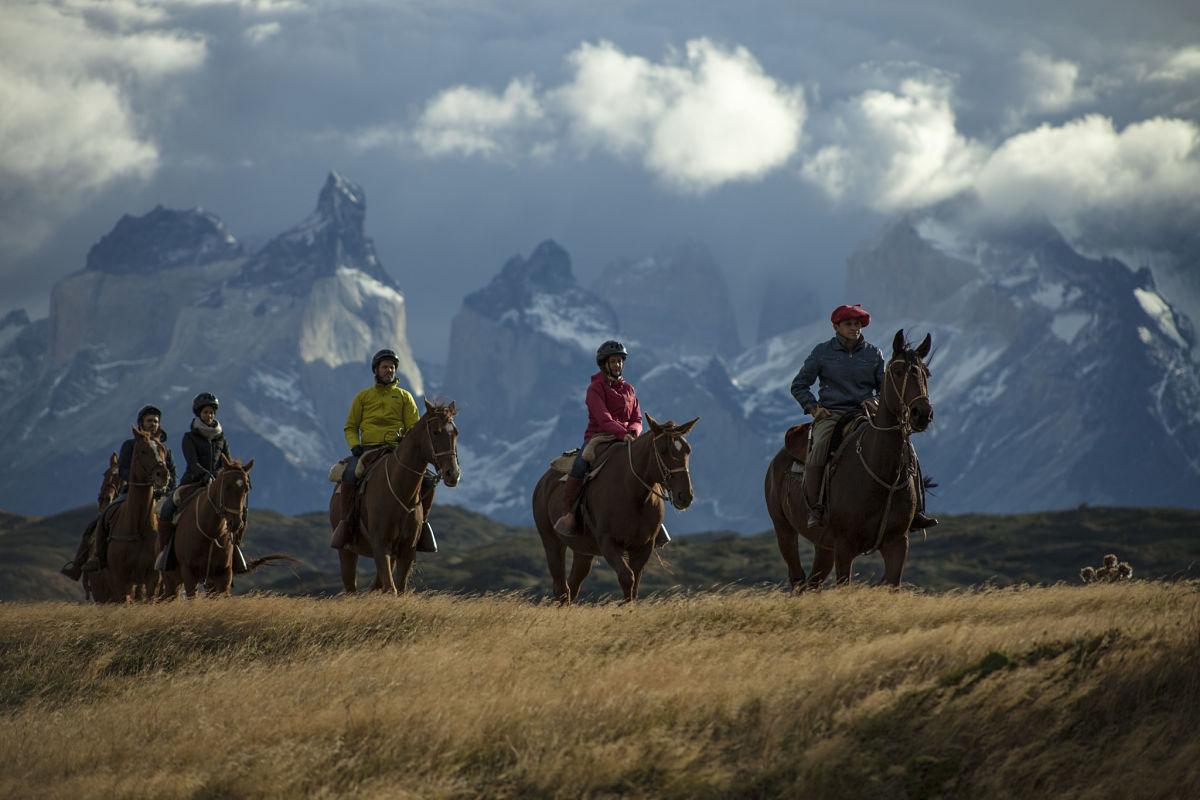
[
  {"xmin": 441, "ymin": 461, "xmax": 461, "ymax": 488},
  {"xmin": 910, "ymin": 402, "xmax": 933, "ymax": 432}
]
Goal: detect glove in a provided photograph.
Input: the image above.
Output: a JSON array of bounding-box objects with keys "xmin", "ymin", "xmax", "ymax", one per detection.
[
  {"xmin": 811, "ymin": 406, "xmax": 832, "ymax": 422},
  {"xmin": 351, "ymin": 445, "xmax": 364, "ymax": 457}
]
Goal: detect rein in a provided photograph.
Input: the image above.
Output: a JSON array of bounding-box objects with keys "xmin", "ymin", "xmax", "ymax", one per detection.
[
  {"xmin": 192, "ymin": 469, "xmax": 249, "ymax": 578},
  {"xmin": 626, "ymin": 433, "xmax": 690, "ymax": 505},
  {"xmin": 855, "ymin": 353, "xmax": 926, "ymax": 552},
  {"xmin": 375, "ymin": 413, "xmax": 456, "ymax": 512}
]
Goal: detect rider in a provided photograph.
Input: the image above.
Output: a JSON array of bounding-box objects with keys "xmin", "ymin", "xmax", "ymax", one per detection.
[
  {"xmin": 790, "ymin": 304, "xmax": 937, "ymax": 530},
  {"xmin": 553, "ymin": 340, "xmax": 650, "ymax": 537},
  {"xmin": 156, "ymin": 392, "xmax": 248, "ymax": 572},
  {"xmin": 331, "ymin": 348, "xmax": 435, "ymax": 551},
  {"xmin": 83, "ymin": 404, "xmax": 177, "ymax": 572}
]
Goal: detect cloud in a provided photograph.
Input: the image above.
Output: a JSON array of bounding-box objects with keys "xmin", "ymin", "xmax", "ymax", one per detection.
[
  {"xmin": 1013, "ymin": 52, "xmax": 1090, "ymax": 117},
  {"xmin": 553, "ymin": 39, "xmax": 806, "ymax": 193},
  {"xmin": 974, "ymin": 114, "xmax": 1200, "ymax": 243},
  {"xmin": 801, "ymin": 77, "xmax": 986, "ymax": 210},
  {"xmin": 411, "ymin": 78, "xmax": 547, "ymax": 160},
  {"xmin": 0, "ymin": 3, "xmax": 206, "ymax": 254},
  {"xmin": 392, "ymin": 38, "xmax": 806, "ymax": 193},
  {"xmin": 1148, "ymin": 45, "xmax": 1200, "ymax": 82}
]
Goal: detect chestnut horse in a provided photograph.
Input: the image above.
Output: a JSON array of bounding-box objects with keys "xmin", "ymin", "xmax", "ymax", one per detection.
[
  {"xmin": 158, "ymin": 454, "xmax": 291, "ymax": 598},
  {"xmin": 531, "ymin": 413, "xmax": 698, "ymax": 603},
  {"xmin": 327, "ymin": 399, "xmax": 461, "ymax": 594},
  {"xmin": 94, "ymin": 427, "xmax": 168, "ymax": 602},
  {"xmin": 765, "ymin": 330, "xmax": 933, "ymax": 590},
  {"xmin": 64, "ymin": 453, "xmax": 123, "ymax": 599}
]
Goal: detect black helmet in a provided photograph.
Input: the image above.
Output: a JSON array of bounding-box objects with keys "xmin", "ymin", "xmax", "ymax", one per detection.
[
  {"xmin": 136, "ymin": 404, "xmax": 162, "ymax": 425},
  {"xmin": 372, "ymin": 348, "xmax": 400, "ymax": 372},
  {"xmin": 192, "ymin": 392, "xmax": 219, "ymax": 417},
  {"xmin": 595, "ymin": 340, "xmax": 628, "ymax": 368}
]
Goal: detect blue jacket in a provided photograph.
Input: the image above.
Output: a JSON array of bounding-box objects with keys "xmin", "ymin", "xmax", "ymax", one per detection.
[{"xmin": 790, "ymin": 336, "xmax": 885, "ymax": 413}]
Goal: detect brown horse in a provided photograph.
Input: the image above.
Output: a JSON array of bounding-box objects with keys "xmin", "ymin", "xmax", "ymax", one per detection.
[
  {"xmin": 158, "ymin": 454, "xmax": 263, "ymax": 598},
  {"xmin": 63, "ymin": 453, "xmax": 124, "ymax": 596},
  {"xmin": 531, "ymin": 413, "xmax": 699, "ymax": 603},
  {"xmin": 765, "ymin": 330, "xmax": 933, "ymax": 590},
  {"xmin": 328, "ymin": 399, "xmax": 461, "ymax": 594},
  {"xmin": 93, "ymin": 427, "xmax": 169, "ymax": 602}
]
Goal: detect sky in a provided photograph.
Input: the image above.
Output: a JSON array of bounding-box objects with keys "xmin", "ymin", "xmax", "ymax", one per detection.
[{"xmin": 2, "ymin": 0, "xmax": 1199, "ymax": 361}]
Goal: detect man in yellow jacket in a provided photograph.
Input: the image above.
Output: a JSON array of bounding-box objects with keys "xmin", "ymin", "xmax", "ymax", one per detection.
[{"xmin": 331, "ymin": 348, "xmax": 420, "ymax": 550}]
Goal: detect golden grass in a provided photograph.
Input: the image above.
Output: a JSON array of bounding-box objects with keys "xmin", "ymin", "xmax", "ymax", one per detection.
[{"xmin": 1, "ymin": 583, "xmax": 1197, "ymax": 799}]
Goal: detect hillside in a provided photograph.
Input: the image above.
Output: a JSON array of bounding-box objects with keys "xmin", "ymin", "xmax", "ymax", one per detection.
[
  {"xmin": 3, "ymin": 503, "xmax": 1199, "ymax": 603},
  {"xmin": 1, "ymin": 586, "xmax": 1197, "ymax": 798}
]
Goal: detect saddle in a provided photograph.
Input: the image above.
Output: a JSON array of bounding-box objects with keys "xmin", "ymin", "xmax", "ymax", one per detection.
[
  {"xmin": 169, "ymin": 484, "xmax": 206, "ymax": 522},
  {"xmin": 784, "ymin": 405, "xmax": 876, "ymax": 467}
]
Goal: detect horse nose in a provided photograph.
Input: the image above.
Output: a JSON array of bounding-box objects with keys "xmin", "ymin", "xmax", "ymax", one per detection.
[
  {"xmin": 912, "ymin": 403, "xmax": 933, "ymax": 431},
  {"xmin": 443, "ymin": 464, "xmax": 461, "ymax": 487},
  {"xmin": 674, "ymin": 488, "xmax": 693, "ymax": 510}
]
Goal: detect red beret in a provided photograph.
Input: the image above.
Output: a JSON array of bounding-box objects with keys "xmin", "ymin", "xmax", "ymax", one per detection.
[{"xmin": 831, "ymin": 304, "xmax": 870, "ymax": 326}]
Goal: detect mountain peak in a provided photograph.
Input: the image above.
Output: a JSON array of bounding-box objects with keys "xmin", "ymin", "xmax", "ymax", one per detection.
[
  {"xmin": 85, "ymin": 205, "xmax": 242, "ymax": 274},
  {"xmin": 232, "ymin": 172, "xmax": 394, "ymax": 292}
]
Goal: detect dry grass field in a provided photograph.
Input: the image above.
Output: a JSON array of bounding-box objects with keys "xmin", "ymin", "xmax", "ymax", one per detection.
[{"xmin": 2, "ymin": 582, "xmax": 1197, "ymax": 799}]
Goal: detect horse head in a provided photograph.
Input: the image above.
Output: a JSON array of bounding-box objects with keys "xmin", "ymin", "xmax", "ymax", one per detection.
[
  {"xmin": 97, "ymin": 452, "xmax": 122, "ymax": 509},
  {"xmin": 885, "ymin": 330, "xmax": 933, "ymax": 433},
  {"xmin": 644, "ymin": 413, "xmax": 700, "ymax": 510},
  {"xmin": 418, "ymin": 398, "xmax": 461, "ymax": 487},
  {"xmin": 130, "ymin": 426, "xmax": 169, "ymax": 491},
  {"xmin": 215, "ymin": 453, "xmax": 253, "ymax": 536}
]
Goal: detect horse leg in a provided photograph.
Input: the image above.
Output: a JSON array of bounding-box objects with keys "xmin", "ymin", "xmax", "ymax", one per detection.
[
  {"xmin": 774, "ymin": 525, "xmax": 807, "ymax": 593},
  {"xmin": 394, "ymin": 551, "xmax": 416, "ymax": 594},
  {"xmin": 374, "ymin": 552, "xmax": 398, "ymax": 595},
  {"xmin": 337, "ymin": 550, "xmax": 359, "ymax": 594},
  {"xmin": 833, "ymin": 548, "xmax": 855, "ymax": 587},
  {"xmin": 599, "ymin": 540, "xmax": 636, "ymax": 602},
  {"xmin": 877, "ymin": 533, "xmax": 909, "ymax": 587},
  {"xmin": 566, "ymin": 552, "xmax": 594, "ymax": 603},
  {"xmin": 627, "ymin": 541, "xmax": 654, "ymax": 602},
  {"xmin": 807, "ymin": 547, "xmax": 836, "ymax": 591},
  {"xmin": 539, "ymin": 532, "xmax": 571, "ymax": 603}
]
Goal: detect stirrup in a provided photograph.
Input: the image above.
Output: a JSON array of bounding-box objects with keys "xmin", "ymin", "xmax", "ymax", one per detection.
[
  {"xmin": 60, "ymin": 562, "xmax": 83, "ymax": 581},
  {"xmin": 416, "ymin": 522, "xmax": 438, "ymax": 553},
  {"xmin": 82, "ymin": 556, "xmax": 104, "ymax": 573},
  {"xmin": 806, "ymin": 506, "xmax": 825, "ymax": 528},
  {"xmin": 654, "ymin": 524, "xmax": 670, "ymax": 548},
  {"xmin": 910, "ymin": 511, "xmax": 939, "ymax": 530},
  {"xmin": 553, "ymin": 513, "xmax": 576, "ymax": 535}
]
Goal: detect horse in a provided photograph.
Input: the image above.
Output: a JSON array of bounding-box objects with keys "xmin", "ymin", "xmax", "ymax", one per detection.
[
  {"xmin": 62, "ymin": 453, "xmax": 123, "ymax": 596},
  {"xmin": 327, "ymin": 399, "xmax": 461, "ymax": 595},
  {"xmin": 531, "ymin": 413, "xmax": 698, "ymax": 603},
  {"xmin": 157, "ymin": 454, "xmax": 294, "ymax": 598},
  {"xmin": 764, "ymin": 329, "xmax": 933, "ymax": 591},
  {"xmin": 93, "ymin": 427, "xmax": 168, "ymax": 602}
]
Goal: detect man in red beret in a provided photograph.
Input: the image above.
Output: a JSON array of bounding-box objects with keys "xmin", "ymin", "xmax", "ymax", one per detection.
[{"xmin": 790, "ymin": 304, "xmax": 937, "ymax": 529}]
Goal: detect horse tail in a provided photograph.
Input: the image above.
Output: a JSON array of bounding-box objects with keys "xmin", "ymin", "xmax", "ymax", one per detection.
[{"xmin": 242, "ymin": 553, "xmax": 299, "ymax": 574}]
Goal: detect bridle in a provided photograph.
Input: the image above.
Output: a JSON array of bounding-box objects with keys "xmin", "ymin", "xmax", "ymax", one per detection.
[
  {"xmin": 193, "ymin": 466, "xmax": 250, "ymax": 577},
  {"xmin": 128, "ymin": 436, "xmax": 168, "ymax": 490},
  {"xmin": 856, "ymin": 347, "xmax": 931, "ymax": 551},
  {"xmin": 381, "ymin": 410, "xmax": 459, "ymax": 511},
  {"xmin": 626, "ymin": 430, "xmax": 692, "ymax": 508}
]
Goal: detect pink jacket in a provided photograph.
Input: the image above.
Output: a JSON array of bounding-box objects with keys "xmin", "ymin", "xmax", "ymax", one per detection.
[{"xmin": 584, "ymin": 371, "xmax": 643, "ymax": 441}]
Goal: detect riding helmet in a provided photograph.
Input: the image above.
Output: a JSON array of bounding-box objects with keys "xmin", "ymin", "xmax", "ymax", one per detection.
[
  {"xmin": 192, "ymin": 392, "xmax": 220, "ymax": 417},
  {"xmin": 136, "ymin": 405, "xmax": 162, "ymax": 425},
  {"xmin": 595, "ymin": 340, "xmax": 628, "ymax": 368},
  {"xmin": 372, "ymin": 348, "xmax": 400, "ymax": 372}
]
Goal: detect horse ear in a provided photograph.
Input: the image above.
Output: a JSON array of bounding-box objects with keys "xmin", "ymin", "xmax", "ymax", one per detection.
[
  {"xmin": 243, "ymin": 458, "xmax": 254, "ymax": 472},
  {"xmin": 915, "ymin": 333, "xmax": 932, "ymax": 360},
  {"xmin": 220, "ymin": 452, "xmax": 232, "ymax": 468},
  {"xmin": 892, "ymin": 329, "xmax": 906, "ymax": 357},
  {"xmin": 110, "ymin": 452, "xmax": 119, "ymax": 465},
  {"xmin": 676, "ymin": 417, "xmax": 700, "ymax": 436},
  {"xmin": 448, "ymin": 401, "xmax": 456, "ymax": 415},
  {"xmin": 645, "ymin": 412, "xmax": 660, "ymax": 432},
  {"xmin": 132, "ymin": 425, "xmax": 141, "ymax": 438},
  {"xmin": 424, "ymin": 397, "xmax": 433, "ymax": 412}
]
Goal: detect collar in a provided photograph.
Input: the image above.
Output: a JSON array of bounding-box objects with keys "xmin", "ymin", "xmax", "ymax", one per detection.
[{"xmin": 191, "ymin": 417, "xmax": 223, "ymax": 440}]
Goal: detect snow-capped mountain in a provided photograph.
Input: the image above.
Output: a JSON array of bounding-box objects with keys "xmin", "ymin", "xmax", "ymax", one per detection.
[{"xmin": 0, "ymin": 173, "xmax": 421, "ymax": 514}]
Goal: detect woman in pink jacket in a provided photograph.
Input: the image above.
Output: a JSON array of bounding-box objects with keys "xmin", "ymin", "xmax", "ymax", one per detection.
[{"xmin": 554, "ymin": 340, "xmax": 643, "ymax": 534}]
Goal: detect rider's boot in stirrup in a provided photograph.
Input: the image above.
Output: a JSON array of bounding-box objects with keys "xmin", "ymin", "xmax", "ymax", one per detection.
[
  {"xmin": 554, "ymin": 476, "xmax": 584, "ymax": 535},
  {"xmin": 804, "ymin": 460, "xmax": 825, "ymax": 529},
  {"xmin": 330, "ymin": 482, "xmax": 358, "ymax": 550}
]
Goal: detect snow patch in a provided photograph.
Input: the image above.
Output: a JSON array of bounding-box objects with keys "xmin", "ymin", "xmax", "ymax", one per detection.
[
  {"xmin": 1050, "ymin": 312, "xmax": 1091, "ymax": 344},
  {"xmin": 1133, "ymin": 288, "xmax": 1188, "ymax": 349}
]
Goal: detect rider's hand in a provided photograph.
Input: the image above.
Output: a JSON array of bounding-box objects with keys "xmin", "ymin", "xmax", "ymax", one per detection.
[
  {"xmin": 623, "ymin": 429, "xmax": 637, "ymax": 441},
  {"xmin": 811, "ymin": 406, "xmax": 832, "ymax": 422},
  {"xmin": 351, "ymin": 445, "xmax": 364, "ymax": 457}
]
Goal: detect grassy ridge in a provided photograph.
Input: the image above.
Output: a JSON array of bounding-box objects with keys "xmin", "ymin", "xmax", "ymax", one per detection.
[
  {"xmin": 3, "ymin": 503, "xmax": 1200, "ymax": 602},
  {"xmin": 1, "ymin": 585, "xmax": 1197, "ymax": 798}
]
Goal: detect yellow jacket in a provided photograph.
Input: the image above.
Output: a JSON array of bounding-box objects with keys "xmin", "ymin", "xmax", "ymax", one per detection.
[{"xmin": 344, "ymin": 381, "xmax": 420, "ymax": 450}]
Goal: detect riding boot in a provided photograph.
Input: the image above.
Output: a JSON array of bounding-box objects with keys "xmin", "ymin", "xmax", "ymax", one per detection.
[
  {"xmin": 416, "ymin": 521, "xmax": 438, "ymax": 553},
  {"xmin": 82, "ymin": 531, "xmax": 108, "ymax": 573},
  {"xmin": 908, "ymin": 454, "xmax": 938, "ymax": 530},
  {"xmin": 62, "ymin": 523, "xmax": 96, "ymax": 580},
  {"xmin": 804, "ymin": 460, "xmax": 826, "ymax": 528},
  {"xmin": 156, "ymin": 519, "xmax": 175, "ymax": 559},
  {"xmin": 910, "ymin": 511, "xmax": 939, "ymax": 529},
  {"xmin": 553, "ymin": 476, "xmax": 584, "ymax": 534},
  {"xmin": 330, "ymin": 482, "xmax": 358, "ymax": 550},
  {"xmin": 654, "ymin": 524, "xmax": 671, "ymax": 548}
]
